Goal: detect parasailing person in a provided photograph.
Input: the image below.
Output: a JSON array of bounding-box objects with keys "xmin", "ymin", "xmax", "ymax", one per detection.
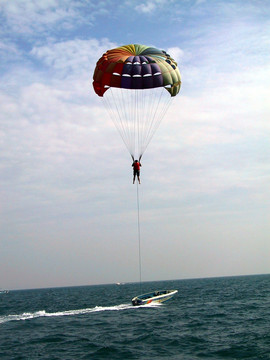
[
  {"xmin": 132, "ymin": 159, "xmax": 142, "ymax": 184},
  {"xmin": 92, "ymin": 44, "xmax": 181, "ymax": 168}
]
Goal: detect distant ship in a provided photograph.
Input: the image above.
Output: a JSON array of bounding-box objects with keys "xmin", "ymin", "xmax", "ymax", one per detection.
[{"xmin": 0, "ymin": 289, "xmax": 9, "ymax": 294}]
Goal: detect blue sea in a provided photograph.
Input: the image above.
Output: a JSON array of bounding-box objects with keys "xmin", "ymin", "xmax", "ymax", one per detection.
[{"xmin": 1, "ymin": 275, "xmax": 270, "ymax": 359}]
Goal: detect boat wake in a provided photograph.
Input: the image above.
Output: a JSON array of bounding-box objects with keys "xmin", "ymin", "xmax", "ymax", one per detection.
[{"xmin": 0, "ymin": 302, "xmax": 161, "ymax": 324}]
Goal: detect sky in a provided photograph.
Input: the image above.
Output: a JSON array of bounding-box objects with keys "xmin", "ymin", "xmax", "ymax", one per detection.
[{"xmin": 1, "ymin": 0, "xmax": 269, "ymax": 290}]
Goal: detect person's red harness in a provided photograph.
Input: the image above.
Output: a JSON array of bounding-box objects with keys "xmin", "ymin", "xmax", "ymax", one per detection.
[{"xmin": 133, "ymin": 162, "xmax": 140, "ymax": 171}]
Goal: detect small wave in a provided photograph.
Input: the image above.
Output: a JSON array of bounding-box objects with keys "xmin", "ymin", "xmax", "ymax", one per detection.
[{"xmin": 0, "ymin": 302, "xmax": 160, "ymax": 324}]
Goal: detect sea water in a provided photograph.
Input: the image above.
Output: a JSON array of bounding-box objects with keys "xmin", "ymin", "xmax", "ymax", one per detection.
[{"xmin": 1, "ymin": 275, "xmax": 270, "ymax": 359}]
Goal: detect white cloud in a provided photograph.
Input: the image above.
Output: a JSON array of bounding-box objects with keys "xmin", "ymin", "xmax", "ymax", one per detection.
[
  {"xmin": 1, "ymin": 32, "xmax": 268, "ymax": 223},
  {"xmin": 0, "ymin": 41, "xmax": 18, "ymax": 54},
  {"xmin": 135, "ymin": 2, "xmax": 156, "ymax": 13},
  {"xmin": 0, "ymin": 0, "xmax": 74, "ymax": 33},
  {"xmin": 134, "ymin": 0, "xmax": 172, "ymax": 13},
  {"xmin": 168, "ymin": 61, "xmax": 270, "ymax": 146},
  {"xmin": 0, "ymin": 0, "xmax": 110, "ymax": 35},
  {"xmin": 1, "ymin": 0, "xmax": 270, "ymax": 287},
  {"xmin": 167, "ymin": 46, "xmax": 184, "ymax": 63},
  {"xmin": 31, "ymin": 38, "xmax": 117, "ymax": 76}
]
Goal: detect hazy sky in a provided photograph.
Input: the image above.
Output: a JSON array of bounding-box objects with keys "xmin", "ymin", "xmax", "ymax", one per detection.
[{"xmin": 1, "ymin": 0, "xmax": 269, "ymax": 290}]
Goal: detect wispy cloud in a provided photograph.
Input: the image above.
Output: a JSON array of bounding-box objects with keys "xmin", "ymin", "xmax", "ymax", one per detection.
[
  {"xmin": 0, "ymin": 0, "xmax": 111, "ymax": 38},
  {"xmin": 0, "ymin": 0, "xmax": 76, "ymax": 33},
  {"xmin": 31, "ymin": 38, "xmax": 117, "ymax": 77},
  {"xmin": 133, "ymin": 0, "xmax": 176, "ymax": 13},
  {"xmin": 167, "ymin": 46, "xmax": 184, "ymax": 64},
  {"xmin": 1, "ymin": 0, "xmax": 270, "ymax": 288}
]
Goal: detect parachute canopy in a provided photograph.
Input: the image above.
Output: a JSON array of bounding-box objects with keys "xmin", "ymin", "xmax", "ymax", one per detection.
[
  {"xmin": 93, "ymin": 44, "xmax": 181, "ymax": 159},
  {"xmin": 93, "ymin": 44, "xmax": 181, "ymax": 97}
]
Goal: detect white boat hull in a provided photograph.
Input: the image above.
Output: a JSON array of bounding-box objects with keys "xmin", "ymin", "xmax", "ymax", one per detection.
[{"xmin": 132, "ymin": 289, "xmax": 178, "ymax": 306}]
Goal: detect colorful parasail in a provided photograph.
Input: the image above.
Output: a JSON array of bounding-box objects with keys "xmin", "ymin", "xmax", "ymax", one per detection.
[{"xmin": 93, "ymin": 44, "xmax": 181, "ymax": 160}]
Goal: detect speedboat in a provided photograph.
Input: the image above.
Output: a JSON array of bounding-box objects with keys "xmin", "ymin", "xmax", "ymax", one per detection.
[{"xmin": 132, "ymin": 289, "xmax": 178, "ymax": 306}]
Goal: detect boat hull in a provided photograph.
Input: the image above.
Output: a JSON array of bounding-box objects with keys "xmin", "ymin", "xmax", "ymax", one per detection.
[{"xmin": 132, "ymin": 289, "xmax": 178, "ymax": 306}]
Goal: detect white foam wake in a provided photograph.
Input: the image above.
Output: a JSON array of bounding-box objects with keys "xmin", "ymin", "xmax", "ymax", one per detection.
[{"xmin": 0, "ymin": 302, "xmax": 160, "ymax": 324}]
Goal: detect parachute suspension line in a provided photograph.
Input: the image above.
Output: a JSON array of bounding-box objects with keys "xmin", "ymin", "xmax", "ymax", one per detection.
[
  {"xmin": 136, "ymin": 180, "xmax": 142, "ymax": 293},
  {"xmin": 133, "ymin": 88, "xmax": 158, "ymax": 159},
  {"xmin": 103, "ymin": 89, "xmax": 133, "ymax": 157},
  {"xmin": 138, "ymin": 88, "xmax": 152, "ymax": 159},
  {"xmin": 136, "ymin": 87, "xmax": 172, "ymax": 158},
  {"xmin": 115, "ymin": 88, "xmax": 134, "ymax": 155},
  {"xmin": 140, "ymin": 87, "xmax": 160, "ymax": 155},
  {"xmin": 103, "ymin": 87, "xmax": 173, "ymax": 160},
  {"xmin": 141, "ymin": 87, "xmax": 172, "ymax": 154},
  {"xmin": 103, "ymin": 93, "xmax": 128, "ymax": 151},
  {"xmin": 121, "ymin": 87, "xmax": 135, "ymax": 157}
]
